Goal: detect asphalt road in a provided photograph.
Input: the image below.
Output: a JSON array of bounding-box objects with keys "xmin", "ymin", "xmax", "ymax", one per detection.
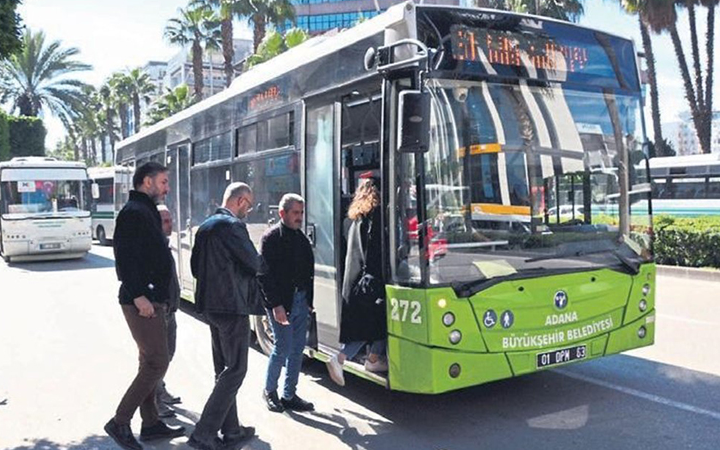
[{"xmin": 0, "ymin": 245, "xmax": 718, "ymax": 450}]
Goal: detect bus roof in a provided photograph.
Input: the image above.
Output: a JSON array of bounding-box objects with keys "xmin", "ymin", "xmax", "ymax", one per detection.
[
  {"xmin": 117, "ymin": 1, "xmax": 412, "ymax": 151},
  {"xmin": 87, "ymin": 165, "xmax": 131, "ymax": 180},
  {"xmin": 0, "ymin": 157, "xmax": 87, "ymax": 169},
  {"xmin": 649, "ymin": 153, "xmax": 720, "ymax": 169}
]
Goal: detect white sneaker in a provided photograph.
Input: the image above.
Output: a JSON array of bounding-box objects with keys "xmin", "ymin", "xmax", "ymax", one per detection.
[
  {"xmin": 364, "ymin": 358, "xmax": 388, "ymax": 373},
  {"xmin": 326, "ymin": 355, "xmax": 345, "ymax": 386}
]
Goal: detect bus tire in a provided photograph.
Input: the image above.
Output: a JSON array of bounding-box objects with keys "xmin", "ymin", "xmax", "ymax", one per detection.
[
  {"xmin": 2, "ymin": 254, "xmax": 9, "ymax": 263},
  {"xmin": 96, "ymin": 226, "xmax": 108, "ymax": 246},
  {"xmin": 253, "ymin": 314, "xmax": 275, "ymax": 356}
]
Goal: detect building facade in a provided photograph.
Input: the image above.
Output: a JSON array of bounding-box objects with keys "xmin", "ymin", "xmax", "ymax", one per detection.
[
  {"xmin": 164, "ymin": 38, "xmax": 253, "ymax": 97},
  {"xmin": 668, "ymin": 111, "xmax": 720, "ymax": 155},
  {"xmin": 289, "ymin": 0, "xmax": 459, "ymax": 34}
]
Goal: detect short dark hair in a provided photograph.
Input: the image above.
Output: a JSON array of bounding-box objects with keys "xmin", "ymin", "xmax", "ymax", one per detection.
[{"xmin": 133, "ymin": 162, "xmax": 168, "ymax": 190}]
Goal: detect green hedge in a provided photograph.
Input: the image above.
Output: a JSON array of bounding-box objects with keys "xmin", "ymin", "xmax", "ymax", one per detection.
[
  {"xmin": 0, "ymin": 111, "xmax": 10, "ymax": 161},
  {"xmin": 8, "ymin": 115, "xmax": 46, "ymax": 158},
  {"xmin": 653, "ymin": 215, "xmax": 720, "ymax": 268}
]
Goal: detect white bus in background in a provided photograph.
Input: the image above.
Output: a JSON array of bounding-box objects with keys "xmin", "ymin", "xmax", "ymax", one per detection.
[
  {"xmin": 88, "ymin": 166, "xmax": 130, "ymax": 245},
  {"xmin": 0, "ymin": 157, "xmax": 92, "ymax": 262}
]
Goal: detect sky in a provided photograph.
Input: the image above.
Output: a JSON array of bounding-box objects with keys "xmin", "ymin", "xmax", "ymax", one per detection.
[{"xmin": 13, "ymin": 0, "xmax": 718, "ymax": 148}]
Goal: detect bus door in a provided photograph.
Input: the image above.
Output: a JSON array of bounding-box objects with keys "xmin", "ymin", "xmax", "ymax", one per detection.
[
  {"xmin": 304, "ymin": 100, "xmax": 341, "ymax": 348},
  {"xmin": 165, "ymin": 147, "xmax": 182, "ymax": 289},
  {"xmin": 175, "ymin": 143, "xmax": 193, "ymax": 294}
]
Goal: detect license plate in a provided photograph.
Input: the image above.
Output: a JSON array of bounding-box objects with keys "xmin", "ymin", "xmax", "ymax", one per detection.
[
  {"xmin": 40, "ymin": 243, "xmax": 61, "ymax": 250},
  {"xmin": 536, "ymin": 345, "xmax": 587, "ymax": 368}
]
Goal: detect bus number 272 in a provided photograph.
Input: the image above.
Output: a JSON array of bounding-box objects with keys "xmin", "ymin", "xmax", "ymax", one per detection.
[{"xmin": 390, "ymin": 298, "xmax": 422, "ymax": 324}]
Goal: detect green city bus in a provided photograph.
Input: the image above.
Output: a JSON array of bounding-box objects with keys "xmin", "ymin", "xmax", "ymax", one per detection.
[{"xmin": 115, "ymin": 2, "xmax": 656, "ymax": 394}]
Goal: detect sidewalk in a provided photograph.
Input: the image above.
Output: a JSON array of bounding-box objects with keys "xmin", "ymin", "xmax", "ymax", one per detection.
[{"xmin": 657, "ymin": 264, "xmax": 720, "ymax": 282}]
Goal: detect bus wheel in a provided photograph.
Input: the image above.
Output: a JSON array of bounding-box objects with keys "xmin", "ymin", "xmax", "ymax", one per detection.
[
  {"xmin": 96, "ymin": 226, "xmax": 108, "ymax": 246},
  {"xmin": 2, "ymin": 254, "xmax": 9, "ymax": 263},
  {"xmin": 253, "ymin": 314, "xmax": 275, "ymax": 356}
]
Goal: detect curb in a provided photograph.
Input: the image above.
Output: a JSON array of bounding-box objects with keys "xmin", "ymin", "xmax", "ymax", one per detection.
[{"xmin": 657, "ymin": 265, "xmax": 720, "ymax": 282}]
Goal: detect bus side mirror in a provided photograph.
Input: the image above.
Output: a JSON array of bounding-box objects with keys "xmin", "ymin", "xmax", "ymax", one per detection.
[
  {"xmin": 91, "ymin": 183, "xmax": 100, "ymax": 200},
  {"xmin": 398, "ymin": 90, "xmax": 429, "ymax": 153}
]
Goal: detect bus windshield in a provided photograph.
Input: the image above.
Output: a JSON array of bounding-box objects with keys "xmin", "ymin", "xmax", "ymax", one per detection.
[
  {"xmin": 395, "ymin": 78, "xmax": 651, "ymax": 286},
  {"xmin": 1, "ymin": 178, "xmax": 87, "ymax": 216}
]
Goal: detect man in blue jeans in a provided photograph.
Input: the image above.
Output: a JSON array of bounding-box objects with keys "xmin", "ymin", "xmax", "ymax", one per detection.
[{"xmin": 258, "ymin": 193, "xmax": 315, "ymax": 413}]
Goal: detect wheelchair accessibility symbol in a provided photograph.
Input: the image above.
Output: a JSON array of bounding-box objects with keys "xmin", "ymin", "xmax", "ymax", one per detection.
[{"xmin": 483, "ymin": 310, "xmax": 497, "ymax": 328}]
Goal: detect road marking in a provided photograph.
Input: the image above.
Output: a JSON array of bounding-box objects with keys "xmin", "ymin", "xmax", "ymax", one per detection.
[
  {"xmin": 657, "ymin": 314, "xmax": 717, "ymax": 326},
  {"xmin": 556, "ymin": 369, "xmax": 720, "ymax": 421}
]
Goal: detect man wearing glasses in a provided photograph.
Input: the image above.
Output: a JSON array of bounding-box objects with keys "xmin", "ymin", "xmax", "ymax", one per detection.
[{"xmin": 188, "ymin": 182, "xmax": 263, "ymax": 450}]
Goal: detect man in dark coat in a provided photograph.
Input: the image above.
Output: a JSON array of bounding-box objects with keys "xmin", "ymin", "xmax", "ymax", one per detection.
[
  {"xmin": 259, "ymin": 193, "xmax": 315, "ymax": 413},
  {"xmin": 188, "ymin": 182, "xmax": 260, "ymax": 450},
  {"xmin": 105, "ymin": 162, "xmax": 185, "ymax": 450},
  {"xmin": 155, "ymin": 205, "xmax": 182, "ymax": 418}
]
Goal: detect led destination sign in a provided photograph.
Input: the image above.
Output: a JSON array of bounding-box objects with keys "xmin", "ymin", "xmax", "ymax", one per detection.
[{"xmin": 451, "ymin": 25, "xmax": 589, "ymax": 73}]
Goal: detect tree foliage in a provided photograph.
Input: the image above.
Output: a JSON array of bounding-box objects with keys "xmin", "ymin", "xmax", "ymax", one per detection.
[
  {"xmin": 475, "ymin": 0, "xmax": 585, "ymax": 22},
  {"xmin": 195, "ymin": 0, "xmax": 244, "ymax": 87},
  {"xmin": 245, "ymin": 28, "xmax": 308, "ymax": 69},
  {"xmin": 0, "ymin": 0, "xmax": 23, "ymax": 60},
  {"xmin": 0, "ymin": 110, "xmax": 10, "ymax": 161},
  {"xmin": 7, "ymin": 115, "xmax": 46, "ymax": 158},
  {"xmin": 145, "ymin": 84, "xmax": 196, "ymax": 126},
  {"xmin": 165, "ymin": 3, "xmax": 222, "ymax": 101},
  {"xmin": 0, "ymin": 29, "xmax": 91, "ymax": 132},
  {"xmin": 232, "ymin": 0, "xmax": 296, "ymax": 53}
]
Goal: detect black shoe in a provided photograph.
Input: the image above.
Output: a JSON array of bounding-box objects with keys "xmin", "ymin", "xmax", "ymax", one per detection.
[
  {"xmin": 104, "ymin": 418, "xmax": 142, "ymax": 450},
  {"xmin": 263, "ymin": 390, "xmax": 284, "ymax": 413},
  {"xmin": 223, "ymin": 426, "xmax": 256, "ymax": 448},
  {"xmin": 157, "ymin": 389, "xmax": 181, "ymax": 405},
  {"xmin": 187, "ymin": 434, "xmax": 224, "ymax": 450},
  {"xmin": 139, "ymin": 421, "xmax": 185, "ymax": 441},
  {"xmin": 281, "ymin": 395, "xmax": 314, "ymax": 412},
  {"xmin": 157, "ymin": 401, "xmax": 176, "ymax": 418}
]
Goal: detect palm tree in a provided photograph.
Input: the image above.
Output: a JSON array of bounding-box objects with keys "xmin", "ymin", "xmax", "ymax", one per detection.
[
  {"xmin": 234, "ymin": 0, "xmax": 296, "ymax": 54},
  {"xmin": 145, "ymin": 84, "xmax": 196, "ymax": 126},
  {"xmin": 126, "ymin": 67, "xmax": 156, "ymax": 134},
  {"xmin": 109, "ymin": 72, "xmax": 133, "ymax": 139},
  {"xmin": 195, "ymin": 0, "xmax": 243, "ymax": 87},
  {"xmin": 0, "ymin": 29, "xmax": 91, "ymax": 130},
  {"xmin": 98, "ymin": 82, "xmax": 117, "ymax": 160},
  {"xmin": 636, "ymin": 0, "xmax": 716, "ymax": 154},
  {"xmin": 165, "ymin": 4, "xmax": 222, "ymax": 101},
  {"xmin": 619, "ymin": 0, "xmax": 670, "ymax": 156}
]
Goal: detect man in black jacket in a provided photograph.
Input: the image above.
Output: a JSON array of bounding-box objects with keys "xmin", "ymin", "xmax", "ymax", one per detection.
[
  {"xmin": 259, "ymin": 193, "xmax": 315, "ymax": 413},
  {"xmin": 105, "ymin": 162, "xmax": 185, "ymax": 450},
  {"xmin": 188, "ymin": 182, "xmax": 260, "ymax": 450}
]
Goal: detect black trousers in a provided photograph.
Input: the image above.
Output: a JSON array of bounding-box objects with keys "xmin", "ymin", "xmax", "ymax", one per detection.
[{"xmin": 193, "ymin": 313, "xmax": 250, "ymax": 440}]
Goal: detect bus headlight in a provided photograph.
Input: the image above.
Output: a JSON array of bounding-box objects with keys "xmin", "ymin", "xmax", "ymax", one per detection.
[
  {"xmin": 639, "ymin": 299, "xmax": 647, "ymax": 312},
  {"xmin": 442, "ymin": 312, "xmax": 455, "ymax": 327},
  {"xmin": 642, "ymin": 284, "xmax": 651, "ymax": 296},
  {"xmin": 637, "ymin": 326, "xmax": 647, "ymax": 339},
  {"xmin": 449, "ymin": 330, "xmax": 462, "ymax": 344}
]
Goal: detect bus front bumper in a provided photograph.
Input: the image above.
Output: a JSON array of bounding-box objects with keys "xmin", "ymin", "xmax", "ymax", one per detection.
[
  {"xmin": 3, "ymin": 236, "xmax": 91, "ymax": 260},
  {"xmin": 387, "ymin": 311, "xmax": 655, "ymax": 394}
]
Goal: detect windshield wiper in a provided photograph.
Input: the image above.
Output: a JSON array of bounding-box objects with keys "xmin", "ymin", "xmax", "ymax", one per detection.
[
  {"xmin": 453, "ymin": 277, "xmax": 491, "ymax": 298},
  {"xmin": 525, "ymin": 248, "xmax": 640, "ymax": 274}
]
